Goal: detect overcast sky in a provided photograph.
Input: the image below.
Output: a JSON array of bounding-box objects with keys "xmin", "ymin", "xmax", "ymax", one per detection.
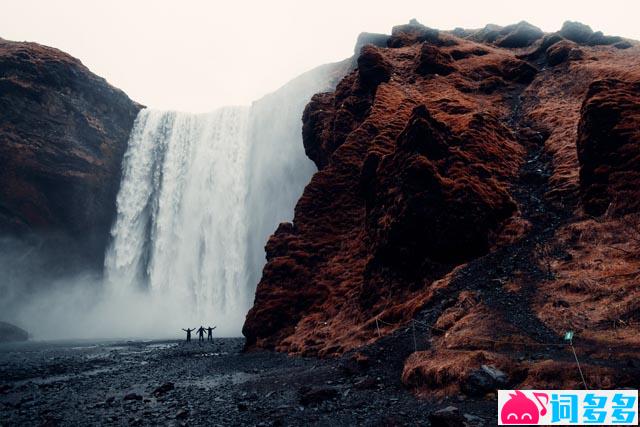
[{"xmin": 2, "ymin": 0, "xmax": 638, "ymax": 112}]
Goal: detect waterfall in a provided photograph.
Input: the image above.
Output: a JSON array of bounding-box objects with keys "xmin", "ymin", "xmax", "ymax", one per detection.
[
  {"xmin": 104, "ymin": 107, "xmax": 252, "ymax": 331},
  {"xmin": 104, "ymin": 60, "xmax": 349, "ymax": 337}
]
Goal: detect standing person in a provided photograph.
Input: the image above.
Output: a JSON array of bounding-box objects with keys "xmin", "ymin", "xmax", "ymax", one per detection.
[
  {"xmin": 206, "ymin": 326, "xmax": 216, "ymax": 342},
  {"xmin": 197, "ymin": 326, "xmax": 206, "ymax": 343},
  {"xmin": 182, "ymin": 327, "xmax": 195, "ymax": 343}
]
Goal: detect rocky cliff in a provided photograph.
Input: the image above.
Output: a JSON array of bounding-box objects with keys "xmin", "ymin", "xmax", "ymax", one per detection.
[
  {"xmin": 244, "ymin": 20, "xmax": 640, "ymax": 394},
  {"xmin": 0, "ymin": 38, "xmax": 141, "ymax": 266}
]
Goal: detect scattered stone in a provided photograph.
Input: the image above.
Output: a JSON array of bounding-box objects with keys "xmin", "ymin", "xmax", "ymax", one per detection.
[
  {"xmin": 428, "ymin": 406, "xmax": 466, "ymax": 427},
  {"xmin": 176, "ymin": 408, "xmax": 189, "ymax": 420},
  {"xmin": 123, "ymin": 393, "xmax": 143, "ymax": 401},
  {"xmin": 298, "ymin": 386, "xmax": 339, "ymax": 406},
  {"xmin": 463, "ymin": 413, "xmax": 485, "ymax": 426},
  {"xmin": 353, "ymin": 377, "xmax": 378, "ymax": 390},
  {"xmin": 153, "ymin": 382, "xmax": 174, "ymax": 397}
]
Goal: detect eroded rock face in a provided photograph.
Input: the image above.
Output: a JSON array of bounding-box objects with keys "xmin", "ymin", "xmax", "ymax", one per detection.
[
  {"xmin": 578, "ymin": 79, "xmax": 640, "ymax": 215},
  {"xmin": 244, "ymin": 20, "xmax": 529, "ymax": 354},
  {"xmin": 244, "ymin": 18, "xmax": 640, "ymax": 396},
  {"xmin": 0, "ymin": 38, "xmax": 140, "ymax": 264}
]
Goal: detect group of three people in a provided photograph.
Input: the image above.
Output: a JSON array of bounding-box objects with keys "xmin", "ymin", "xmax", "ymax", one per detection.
[{"xmin": 182, "ymin": 326, "xmax": 216, "ymax": 342}]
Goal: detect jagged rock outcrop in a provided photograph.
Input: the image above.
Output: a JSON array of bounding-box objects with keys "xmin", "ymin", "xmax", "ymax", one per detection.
[
  {"xmin": 0, "ymin": 38, "xmax": 141, "ymax": 264},
  {"xmin": 244, "ymin": 19, "xmax": 640, "ymax": 395}
]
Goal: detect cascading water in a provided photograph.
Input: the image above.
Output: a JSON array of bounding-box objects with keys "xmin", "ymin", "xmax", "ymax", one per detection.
[
  {"xmin": 103, "ymin": 60, "xmax": 349, "ymax": 337},
  {"xmin": 105, "ymin": 107, "xmax": 252, "ymax": 333}
]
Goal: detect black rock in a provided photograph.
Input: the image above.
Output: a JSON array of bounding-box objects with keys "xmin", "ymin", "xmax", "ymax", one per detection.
[
  {"xmin": 153, "ymin": 382, "xmax": 174, "ymax": 397},
  {"xmin": 429, "ymin": 406, "xmax": 466, "ymax": 427},
  {"xmin": 298, "ymin": 386, "xmax": 339, "ymax": 406},
  {"xmin": 176, "ymin": 408, "xmax": 189, "ymax": 420},
  {"xmin": 462, "ymin": 365, "xmax": 508, "ymax": 397},
  {"xmin": 123, "ymin": 393, "xmax": 143, "ymax": 401}
]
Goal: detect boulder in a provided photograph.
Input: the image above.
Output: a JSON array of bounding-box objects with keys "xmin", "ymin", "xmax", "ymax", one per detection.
[{"xmin": 462, "ymin": 365, "xmax": 508, "ymax": 397}]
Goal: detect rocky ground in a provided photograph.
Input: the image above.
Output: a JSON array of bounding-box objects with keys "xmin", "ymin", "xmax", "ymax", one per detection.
[{"xmin": 0, "ymin": 338, "xmax": 495, "ymax": 426}]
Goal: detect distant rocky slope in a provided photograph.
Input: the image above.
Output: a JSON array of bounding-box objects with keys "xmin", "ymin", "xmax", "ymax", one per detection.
[
  {"xmin": 244, "ymin": 20, "xmax": 640, "ymax": 394},
  {"xmin": 0, "ymin": 38, "xmax": 140, "ymax": 265},
  {"xmin": 0, "ymin": 321, "xmax": 28, "ymax": 342}
]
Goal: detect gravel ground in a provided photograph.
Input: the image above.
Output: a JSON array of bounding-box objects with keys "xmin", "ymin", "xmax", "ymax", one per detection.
[{"xmin": 0, "ymin": 338, "xmax": 494, "ymax": 426}]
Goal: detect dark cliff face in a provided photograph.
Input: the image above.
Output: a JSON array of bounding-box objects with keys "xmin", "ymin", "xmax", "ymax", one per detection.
[
  {"xmin": 244, "ymin": 21, "xmax": 640, "ymax": 394},
  {"xmin": 0, "ymin": 38, "xmax": 141, "ymax": 266}
]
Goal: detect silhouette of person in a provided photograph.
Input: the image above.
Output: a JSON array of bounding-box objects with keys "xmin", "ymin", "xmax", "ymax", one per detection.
[
  {"xmin": 182, "ymin": 328, "xmax": 195, "ymax": 342},
  {"xmin": 206, "ymin": 326, "xmax": 216, "ymax": 341},
  {"xmin": 197, "ymin": 326, "xmax": 206, "ymax": 343}
]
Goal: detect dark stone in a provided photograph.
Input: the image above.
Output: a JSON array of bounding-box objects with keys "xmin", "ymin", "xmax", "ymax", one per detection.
[
  {"xmin": 462, "ymin": 365, "xmax": 508, "ymax": 397},
  {"xmin": 353, "ymin": 377, "xmax": 378, "ymax": 390},
  {"xmin": 152, "ymin": 382, "xmax": 174, "ymax": 397},
  {"xmin": 176, "ymin": 409, "xmax": 189, "ymax": 420},
  {"xmin": 123, "ymin": 393, "xmax": 142, "ymax": 401},
  {"xmin": 298, "ymin": 386, "xmax": 339, "ymax": 405},
  {"xmin": 428, "ymin": 406, "xmax": 466, "ymax": 427}
]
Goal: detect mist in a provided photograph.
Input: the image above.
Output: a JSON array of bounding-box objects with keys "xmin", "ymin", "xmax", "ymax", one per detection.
[{"xmin": 0, "ymin": 59, "xmax": 345, "ymax": 341}]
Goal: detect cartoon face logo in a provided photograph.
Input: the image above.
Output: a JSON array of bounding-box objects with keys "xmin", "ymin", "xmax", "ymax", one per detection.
[{"xmin": 501, "ymin": 391, "xmax": 548, "ymax": 424}]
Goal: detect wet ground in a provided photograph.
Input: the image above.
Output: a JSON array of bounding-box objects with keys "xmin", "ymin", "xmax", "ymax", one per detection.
[{"xmin": 0, "ymin": 338, "xmax": 494, "ymax": 426}]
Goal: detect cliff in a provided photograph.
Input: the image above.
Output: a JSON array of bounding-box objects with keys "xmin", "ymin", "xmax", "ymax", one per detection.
[
  {"xmin": 0, "ymin": 37, "xmax": 141, "ymax": 265},
  {"xmin": 244, "ymin": 20, "xmax": 640, "ymax": 394}
]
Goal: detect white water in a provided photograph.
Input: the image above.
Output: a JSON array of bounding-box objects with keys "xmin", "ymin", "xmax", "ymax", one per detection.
[
  {"xmin": 0, "ymin": 60, "xmax": 348, "ymax": 340},
  {"xmin": 99, "ymin": 61, "xmax": 348, "ymax": 338},
  {"xmin": 104, "ymin": 107, "xmax": 252, "ymax": 334}
]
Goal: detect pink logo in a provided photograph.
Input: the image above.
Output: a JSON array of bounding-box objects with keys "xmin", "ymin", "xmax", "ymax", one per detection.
[{"xmin": 500, "ymin": 390, "xmax": 548, "ymax": 424}]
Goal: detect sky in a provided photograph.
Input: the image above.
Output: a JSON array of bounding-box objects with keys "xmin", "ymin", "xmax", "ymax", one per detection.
[{"xmin": 2, "ymin": 0, "xmax": 639, "ymax": 112}]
